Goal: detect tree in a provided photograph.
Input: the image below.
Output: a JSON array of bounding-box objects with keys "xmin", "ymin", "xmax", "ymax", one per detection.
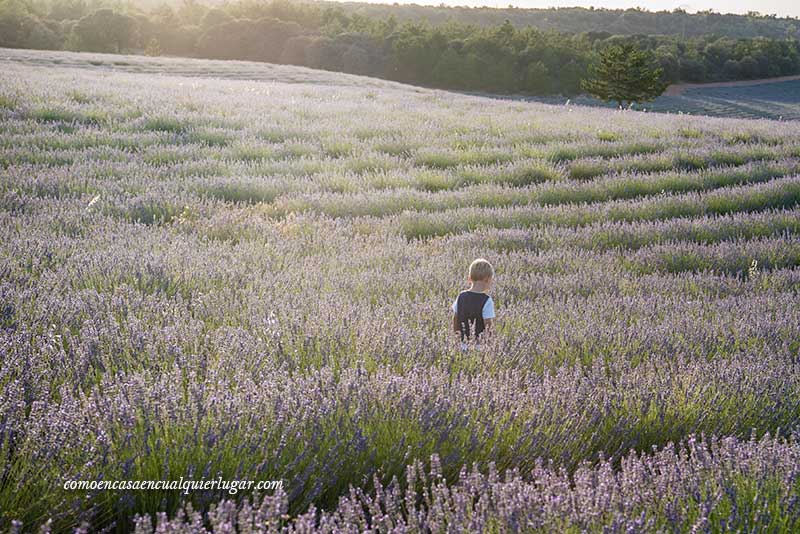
[
  {"xmin": 72, "ymin": 8, "xmax": 138, "ymax": 53},
  {"xmin": 342, "ymin": 43, "xmax": 371, "ymax": 75},
  {"xmin": 280, "ymin": 34, "xmax": 315, "ymax": 65},
  {"xmin": 304, "ymin": 36, "xmax": 345, "ymax": 71},
  {"xmin": 0, "ymin": 13, "xmax": 61, "ymax": 49},
  {"xmin": 196, "ymin": 17, "xmax": 300, "ymax": 63},
  {"xmin": 252, "ymin": 18, "xmax": 303, "ymax": 63},
  {"xmin": 522, "ymin": 60, "xmax": 553, "ymax": 94},
  {"xmin": 432, "ymin": 47, "xmax": 470, "ymax": 88},
  {"xmin": 201, "ymin": 8, "xmax": 234, "ymax": 29},
  {"xmin": 581, "ymin": 43, "xmax": 668, "ymax": 108}
]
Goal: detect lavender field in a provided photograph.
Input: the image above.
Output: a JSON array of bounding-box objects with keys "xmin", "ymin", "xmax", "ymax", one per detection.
[{"xmin": 2, "ymin": 49, "xmax": 800, "ymax": 532}]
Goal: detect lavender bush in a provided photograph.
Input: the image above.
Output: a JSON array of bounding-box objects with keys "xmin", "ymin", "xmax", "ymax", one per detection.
[
  {"xmin": 129, "ymin": 433, "xmax": 800, "ymax": 533},
  {"xmin": 1, "ymin": 49, "xmax": 799, "ymax": 532}
]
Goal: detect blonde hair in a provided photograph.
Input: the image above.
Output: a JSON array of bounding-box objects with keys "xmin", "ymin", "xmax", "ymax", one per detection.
[{"xmin": 468, "ymin": 258, "xmax": 494, "ymax": 282}]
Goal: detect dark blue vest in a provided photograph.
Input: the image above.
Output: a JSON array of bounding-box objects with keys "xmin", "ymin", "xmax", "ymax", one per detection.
[{"xmin": 456, "ymin": 291, "xmax": 490, "ymax": 341}]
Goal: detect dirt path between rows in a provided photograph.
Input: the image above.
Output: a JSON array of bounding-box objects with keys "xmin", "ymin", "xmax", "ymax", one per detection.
[{"xmin": 664, "ymin": 74, "xmax": 800, "ymax": 96}]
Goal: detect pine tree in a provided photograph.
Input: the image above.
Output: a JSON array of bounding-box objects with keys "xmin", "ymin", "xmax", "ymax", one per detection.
[{"xmin": 581, "ymin": 43, "xmax": 668, "ymax": 108}]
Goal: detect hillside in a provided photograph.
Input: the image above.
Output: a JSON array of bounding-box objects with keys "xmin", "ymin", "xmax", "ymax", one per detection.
[{"xmin": 2, "ymin": 49, "xmax": 800, "ymax": 531}]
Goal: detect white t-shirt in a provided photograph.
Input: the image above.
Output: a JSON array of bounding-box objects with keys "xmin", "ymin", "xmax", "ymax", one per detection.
[{"xmin": 452, "ymin": 293, "xmax": 495, "ymax": 319}]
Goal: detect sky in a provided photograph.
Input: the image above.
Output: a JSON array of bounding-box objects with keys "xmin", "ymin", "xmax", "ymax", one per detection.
[{"xmin": 342, "ymin": 1, "xmax": 800, "ymax": 18}]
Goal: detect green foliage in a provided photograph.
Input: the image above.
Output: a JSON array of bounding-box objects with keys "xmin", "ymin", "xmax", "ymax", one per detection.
[
  {"xmin": 71, "ymin": 8, "xmax": 138, "ymax": 53},
  {"xmin": 142, "ymin": 116, "xmax": 187, "ymax": 133},
  {"xmin": 568, "ymin": 160, "xmax": 609, "ymax": 180},
  {"xmin": 0, "ymin": 6, "xmax": 62, "ymax": 50},
  {"xmin": 0, "ymin": 94, "xmax": 17, "ymax": 110},
  {"xmin": 195, "ymin": 17, "xmax": 302, "ymax": 63},
  {"xmin": 413, "ymin": 170, "xmax": 458, "ymax": 192},
  {"xmin": 582, "ymin": 43, "xmax": 669, "ymax": 107}
]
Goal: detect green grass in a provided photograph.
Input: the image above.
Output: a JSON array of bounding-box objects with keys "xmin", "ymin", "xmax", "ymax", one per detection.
[
  {"xmin": 0, "ymin": 94, "xmax": 17, "ymax": 110},
  {"xmin": 413, "ymin": 170, "xmax": 459, "ymax": 192},
  {"xmin": 415, "ymin": 149, "xmax": 513, "ymax": 169},
  {"xmin": 323, "ymin": 141, "xmax": 354, "ymax": 159},
  {"xmin": 28, "ymin": 106, "xmax": 108, "ymax": 126},
  {"xmin": 459, "ymin": 161, "xmax": 564, "ymax": 186},
  {"xmin": 142, "ymin": 116, "xmax": 189, "ymax": 133},
  {"xmin": 189, "ymin": 129, "xmax": 232, "ymax": 147},
  {"xmin": 373, "ymin": 140, "xmax": 416, "ymax": 157},
  {"xmin": 195, "ymin": 181, "xmax": 286, "ymax": 204},
  {"xmin": 227, "ymin": 144, "xmax": 275, "ymax": 162},
  {"xmin": 545, "ymin": 141, "xmax": 662, "ymax": 162}
]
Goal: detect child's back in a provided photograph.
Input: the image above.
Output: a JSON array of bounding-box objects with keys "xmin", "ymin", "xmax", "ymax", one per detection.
[
  {"xmin": 453, "ymin": 290, "xmax": 493, "ymax": 341},
  {"xmin": 452, "ymin": 259, "xmax": 495, "ymax": 346}
]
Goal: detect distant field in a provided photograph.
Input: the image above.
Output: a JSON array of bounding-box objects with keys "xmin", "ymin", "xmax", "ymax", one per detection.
[
  {"xmin": 654, "ymin": 78, "xmax": 800, "ymax": 121},
  {"xmin": 516, "ymin": 78, "xmax": 800, "ymax": 121},
  {"xmin": 2, "ymin": 48, "xmax": 800, "ymax": 532}
]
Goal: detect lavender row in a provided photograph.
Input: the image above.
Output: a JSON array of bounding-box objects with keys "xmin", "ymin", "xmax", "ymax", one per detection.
[
  {"xmin": 262, "ymin": 161, "xmax": 798, "ymax": 219},
  {"xmin": 397, "ymin": 175, "xmax": 800, "ymax": 238},
  {"xmin": 3, "ymin": 356, "xmax": 799, "ymax": 529}
]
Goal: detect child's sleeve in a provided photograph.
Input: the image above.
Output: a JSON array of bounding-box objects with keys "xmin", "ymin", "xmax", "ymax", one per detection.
[{"xmin": 482, "ymin": 297, "xmax": 495, "ymax": 319}]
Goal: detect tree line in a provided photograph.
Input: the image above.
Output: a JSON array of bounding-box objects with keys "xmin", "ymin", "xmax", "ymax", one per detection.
[
  {"xmin": 324, "ymin": 3, "xmax": 800, "ymax": 40},
  {"xmin": 2, "ymin": 0, "xmax": 800, "ymax": 97}
]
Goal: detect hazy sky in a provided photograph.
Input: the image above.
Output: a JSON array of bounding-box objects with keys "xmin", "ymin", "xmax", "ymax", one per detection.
[{"xmin": 344, "ymin": 1, "xmax": 800, "ymax": 18}]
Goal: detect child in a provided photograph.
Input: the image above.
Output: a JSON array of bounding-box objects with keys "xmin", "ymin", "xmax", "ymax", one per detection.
[{"xmin": 452, "ymin": 258, "xmax": 495, "ymax": 349}]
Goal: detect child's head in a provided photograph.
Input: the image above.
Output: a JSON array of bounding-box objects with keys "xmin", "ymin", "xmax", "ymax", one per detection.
[{"xmin": 468, "ymin": 258, "xmax": 494, "ymax": 285}]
